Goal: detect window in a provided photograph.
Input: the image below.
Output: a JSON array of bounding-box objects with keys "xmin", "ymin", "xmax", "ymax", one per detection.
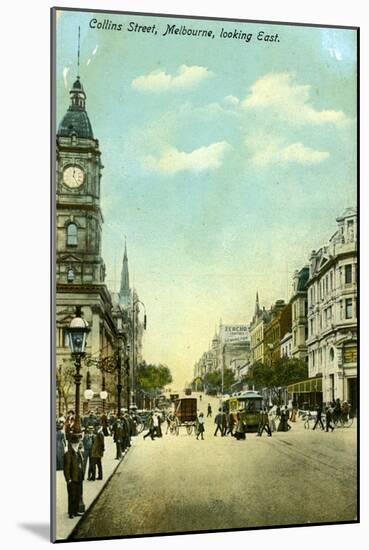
[
  {"xmin": 330, "ymin": 271, "xmax": 333, "ymax": 291},
  {"xmin": 345, "ymin": 298, "xmax": 353, "ymax": 319},
  {"xmin": 67, "ymin": 267, "xmax": 75, "ymax": 282},
  {"xmin": 67, "ymin": 223, "xmax": 78, "ymax": 246},
  {"xmin": 345, "ymin": 264, "xmax": 352, "ymax": 284}
]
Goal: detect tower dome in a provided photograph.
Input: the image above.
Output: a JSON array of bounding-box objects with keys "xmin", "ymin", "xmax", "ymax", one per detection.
[{"xmin": 57, "ymin": 76, "xmax": 94, "ymax": 139}]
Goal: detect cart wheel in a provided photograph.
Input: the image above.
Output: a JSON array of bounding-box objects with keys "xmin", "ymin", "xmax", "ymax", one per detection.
[{"xmin": 186, "ymin": 425, "xmax": 193, "ymax": 435}]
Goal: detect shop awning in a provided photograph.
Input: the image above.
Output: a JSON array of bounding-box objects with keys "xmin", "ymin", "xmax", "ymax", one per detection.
[{"xmin": 288, "ymin": 376, "xmax": 322, "ymax": 394}]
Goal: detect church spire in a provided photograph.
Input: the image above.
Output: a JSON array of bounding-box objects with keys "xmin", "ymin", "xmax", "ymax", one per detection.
[
  {"xmin": 119, "ymin": 237, "xmax": 131, "ymax": 306},
  {"xmin": 255, "ymin": 291, "xmax": 261, "ymax": 316}
]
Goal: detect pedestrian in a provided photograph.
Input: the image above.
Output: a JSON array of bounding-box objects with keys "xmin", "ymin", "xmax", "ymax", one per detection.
[
  {"xmin": 166, "ymin": 411, "xmax": 175, "ymax": 434},
  {"xmin": 226, "ymin": 412, "xmax": 235, "ymax": 436},
  {"xmin": 56, "ymin": 422, "xmax": 66, "ymax": 470},
  {"xmin": 207, "ymin": 403, "xmax": 212, "ymax": 418},
  {"xmin": 82, "ymin": 426, "xmax": 94, "ymax": 479},
  {"xmin": 342, "ymin": 400, "xmax": 350, "ymax": 421},
  {"xmin": 214, "ymin": 408, "xmax": 223, "ymax": 436},
  {"xmin": 143, "ymin": 412, "xmax": 155, "ymax": 440},
  {"xmin": 154, "ymin": 410, "xmax": 162, "ymax": 437},
  {"xmin": 290, "ymin": 401, "xmax": 298, "ymax": 422},
  {"xmin": 325, "ymin": 406, "xmax": 335, "ymax": 432},
  {"xmin": 65, "ymin": 411, "xmax": 75, "ymax": 444},
  {"xmin": 112, "ymin": 418, "xmax": 123, "ymax": 459},
  {"xmin": 100, "ymin": 411, "xmax": 109, "ymax": 436},
  {"xmin": 199, "ymin": 394, "xmax": 202, "ymax": 402},
  {"xmin": 63, "ymin": 433, "xmax": 84, "ymax": 519},
  {"xmin": 257, "ymin": 408, "xmax": 272, "ymax": 437},
  {"xmin": 195, "ymin": 412, "xmax": 205, "ymax": 440},
  {"xmin": 234, "ymin": 412, "xmax": 246, "ymax": 440},
  {"xmin": 90, "ymin": 426, "xmax": 105, "ymax": 480},
  {"xmin": 278, "ymin": 408, "xmax": 291, "ymax": 432},
  {"xmin": 312, "ymin": 404, "xmax": 325, "ymax": 431}
]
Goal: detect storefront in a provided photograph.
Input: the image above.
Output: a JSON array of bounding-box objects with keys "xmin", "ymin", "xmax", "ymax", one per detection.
[{"xmin": 287, "ymin": 376, "xmax": 323, "ymax": 410}]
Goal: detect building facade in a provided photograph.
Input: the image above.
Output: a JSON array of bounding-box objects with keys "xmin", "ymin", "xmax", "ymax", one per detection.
[
  {"xmin": 263, "ymin": 300, "xmax": 291, "ymax": 366},
  {"xmin": 249, "ymin": 292, "xmax": 271, "ymax": 365},
  {"xmin": 55, "ymin": 75, "xmax": 148, "ymax": 414},
  {"xmin": 290, "ymin": 267, "xmax": 309, "ymax": 362},
  {"xmin": 306, "ymin": 207, "xmax": 357, "ymax": 411}
]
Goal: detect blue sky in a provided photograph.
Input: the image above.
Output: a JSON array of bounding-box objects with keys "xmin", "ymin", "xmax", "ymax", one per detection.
[{"xmin": 56, "ymin": 10, "xmax": 357, "ymax": 387}]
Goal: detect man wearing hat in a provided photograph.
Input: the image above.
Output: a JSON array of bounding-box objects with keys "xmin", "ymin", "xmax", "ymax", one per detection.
[{"xmin": 63, "ymin": 434, "xmax": 84, "ymax": 518}]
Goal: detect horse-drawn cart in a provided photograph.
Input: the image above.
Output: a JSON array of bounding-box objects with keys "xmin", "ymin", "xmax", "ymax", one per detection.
[{"xmin": 169, "ymin": 397, "xmax": 197, "ymax": 435}]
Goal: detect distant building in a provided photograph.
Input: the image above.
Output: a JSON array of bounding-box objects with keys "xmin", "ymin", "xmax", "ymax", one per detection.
[
  {"xmin": 264, "ymin": 301, "xmax": 292, "ymax": 366},
  {"xmin": 280, "ymin": 332, "xmax": 293, "ymax": 359},
  {"xmin": 249, "ymin": 292, "xmax": 271, "ymax": 364},
  {"xmin": 290, "ymin": 267, "xmax": 309, "ymax": 362},
  {"xmin": 306, "ymin": 207, "xmax": 357, "ymax": 411}
]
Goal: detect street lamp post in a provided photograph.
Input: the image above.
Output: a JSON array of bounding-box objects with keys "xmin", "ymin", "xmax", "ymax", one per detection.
[
  {"xmin": 131, "ymin": 299, "xmax": 146, "ymax": 408},
  {"xmin": 100, "ymin": 377, "xmax": 108, "ymax": 413},
  {"xmin": 267, "ymin": 343, "xmax": 274, "ymax": 406},
  {"xmin": 116, "ymin": 334, "xmax": 123, "ymax": 418},
  {"xmin": 84, "ymin": 368, "xmax": 94, "ymax": 406},
  {"xmin": 66, "ymin": 306, "xmax": 90, "ymax": 434}
]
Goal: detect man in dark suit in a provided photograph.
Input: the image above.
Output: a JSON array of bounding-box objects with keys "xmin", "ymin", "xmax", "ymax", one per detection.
[
  {"xmin": 63, "ymin": 434, "xmax": 84, "ymax": 518},
  {"xmin": 91, "ymin": 426, "xmax": 105, "ymax": 480},
  {"xmin": 312, "ymin": 404, "xmax": 325, "ymax": 430},
  {"xmin": 112, "ymin": 418, "xmax": 123, "ymax": 459}
]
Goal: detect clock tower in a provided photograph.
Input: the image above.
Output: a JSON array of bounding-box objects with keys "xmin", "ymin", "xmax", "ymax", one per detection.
[{"xmin": 56, "ymin": 75, "xmax": 105, "ymax": 285}]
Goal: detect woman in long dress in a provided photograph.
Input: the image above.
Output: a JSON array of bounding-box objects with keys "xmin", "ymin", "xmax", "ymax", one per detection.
[
  {"xmin": 56, "ymin": 422, "xmax": 66, "ymax": 470},
  {"xmin": 234, "ymin": 413, "xmax": 246, "ymax": 440},
  {"xmin": 195, "ymin": 412, "xmax": 205, "ymax": 440}
]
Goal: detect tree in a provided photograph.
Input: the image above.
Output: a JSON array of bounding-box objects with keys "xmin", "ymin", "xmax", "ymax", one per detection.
[
  {"xmin": 203, "ymin": 368, "xmax": 236, "ymax": 394},
  {"xmin": 56, "ymin": 359, "xmax": 75, "ymax": 415},
  {"xmin": 136, "ymin": 362, "xmax": 173, "ymax": 394},
  {"xmin": 243, "ymin": 358, "xmax": 308, "ymax": 404}
]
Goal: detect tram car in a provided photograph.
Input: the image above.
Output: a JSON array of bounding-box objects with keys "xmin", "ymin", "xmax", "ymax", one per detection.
[{"xmin": 223, "ymin": 391, "xmax": 264, "ymax": 432}]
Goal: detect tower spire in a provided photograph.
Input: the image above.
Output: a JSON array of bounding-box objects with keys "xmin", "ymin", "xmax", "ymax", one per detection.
[
  {"xmin": 255, "ymin": 291, "xmax": 260, "ymax": 316},
  {"xmin": 119, "ymin": 237, "xmax": 131, "ymax": 306},
  {"xmin": 77, "ymin": 26, "xmax": 81, "ymax": 78}
]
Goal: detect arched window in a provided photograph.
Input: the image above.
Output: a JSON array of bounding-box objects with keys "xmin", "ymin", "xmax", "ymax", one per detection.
[{"xmin": 67, "ymin": 223, "xmax": 77, "ymax": 246}]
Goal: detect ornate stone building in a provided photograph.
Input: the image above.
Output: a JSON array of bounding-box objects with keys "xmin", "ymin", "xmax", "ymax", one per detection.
[
  {"xmin": 263, "ymin": 300, "xmax": 292, "ymax": 366},
  {"xmin": 290, "ymin": 267, "xmax": 309, "ymax": 362},
  {"xmin": 55, "ymin": 75, "xmax": 118, "ymax": 414},
  {"xmin": 249, "ymin": 292, "xmax": 271, "ymax": 365},
  {"xmin": 306, "ymin": 207, "xmax": 357, "ymax": 411}
]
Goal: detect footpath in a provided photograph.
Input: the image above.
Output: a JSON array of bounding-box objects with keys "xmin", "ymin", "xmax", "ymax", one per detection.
[{"xmin": 55, "ymin": 435, "xmax": 135, "ymax": 541}]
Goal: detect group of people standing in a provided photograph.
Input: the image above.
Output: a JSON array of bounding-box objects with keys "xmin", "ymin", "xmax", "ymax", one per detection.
[
  {"xmin": 56, "ymin": 408, "xmax": 136, "ymax": 519},
  {"xmin": 312, "ymin": 398, "xmax": 351, "ymax": 432}
]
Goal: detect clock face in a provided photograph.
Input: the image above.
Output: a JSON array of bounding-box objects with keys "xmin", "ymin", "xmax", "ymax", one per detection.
[{"xmin": 63, "ymin": 165, "xmax": 85, "ymax": 188}]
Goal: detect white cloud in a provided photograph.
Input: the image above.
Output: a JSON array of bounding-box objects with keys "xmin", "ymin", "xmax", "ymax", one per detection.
[
  {"xmin": 224, "ymin": 95, "xmax": 240, "ymax": 106},
  {"xmin": 242, "ymin": 72, "xmax": 349, "ymax": 126},
  {"xmin": 132, "ymin": 65, "xmax": 213, "ymax": 92},
  {"xmin": 144, "ymin": 141, "xmax": 230, "ymax": 174},
  {"xmin": 246, "ymin": 133, "xmax": 329, "ymax": 167}
]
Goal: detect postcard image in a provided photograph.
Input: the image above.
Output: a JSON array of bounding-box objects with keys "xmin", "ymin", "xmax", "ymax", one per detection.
[{"xmin": 52, "ymin": 7, "xmax": 358, "ymax": 543}]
